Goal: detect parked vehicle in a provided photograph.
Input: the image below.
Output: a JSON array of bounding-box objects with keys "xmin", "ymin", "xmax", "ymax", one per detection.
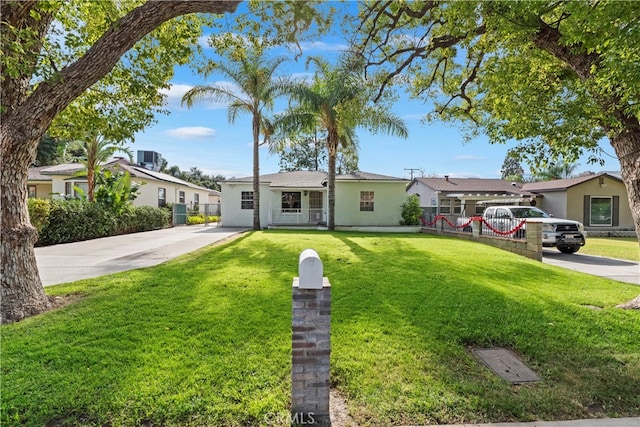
[{"xmin": 468, "ymin": 206, "xmax": 587, "ymax": 253}]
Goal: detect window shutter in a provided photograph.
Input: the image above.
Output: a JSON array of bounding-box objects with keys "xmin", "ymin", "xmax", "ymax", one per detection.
[
  {"xmin": 583, "ymin": 195, "xmax": 590, "ymax": 225},
  {"xmin": 612, "ymin": 196, "xmax": 620, "ymax": 227}
]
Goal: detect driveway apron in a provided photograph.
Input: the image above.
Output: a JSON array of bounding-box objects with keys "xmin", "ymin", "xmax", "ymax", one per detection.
[
  {"xmin": 542, "ymin": 249, "xmax": 639, "ymax": 285},
  {"xmin": 35, "ymin": 225, "xmax": 248, "ymax": 286}
]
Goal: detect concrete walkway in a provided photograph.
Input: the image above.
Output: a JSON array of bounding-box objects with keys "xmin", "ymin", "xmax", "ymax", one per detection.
[
  {"xmin": 35, "ymin": 225, "xmax": 248, "ymax": 286},
  {"xmin": 542, "ymin": 249, "xmax": 639, "ymax": 285}
]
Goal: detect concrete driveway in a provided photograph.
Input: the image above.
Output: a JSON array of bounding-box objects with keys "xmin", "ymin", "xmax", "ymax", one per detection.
[
  {"xmin": 35, "ymin": 225, "xmax": 248, "ymax": 286},
  {"xmin": 542, "ymin": 249, "xmax": 639, "ymax": 285}
]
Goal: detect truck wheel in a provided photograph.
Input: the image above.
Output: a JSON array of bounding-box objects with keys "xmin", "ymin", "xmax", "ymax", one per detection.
[
  {"xmin": 463, "ymin": 226, "xmax": 472, "ymax": 232},
  {"xmin": 515, "ymin": 229, "xmax": 526, "ymax": 239},
  {"xmin": 558, "ymin": 245, "xmax": 580, "ymax": 254}
]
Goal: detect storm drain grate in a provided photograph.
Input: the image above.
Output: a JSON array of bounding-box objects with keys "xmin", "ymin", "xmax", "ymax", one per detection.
[{"xmin": 472, "ymin": 347, "xmax": 541, "ymax": 384}]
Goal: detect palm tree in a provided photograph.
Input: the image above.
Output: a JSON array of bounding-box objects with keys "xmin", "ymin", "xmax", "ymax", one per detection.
[
  {"xmin": 534, "ymin": 161, "xmax": 578, "ymax": 181},
  {"xmin": 274, "ymin": 56, "xmax": 408, "ymax": 230},
  {"xmin": 78, "ymin": 134, "xmax": 131, "ymax": 202},
  {"xmin": 182, "ymin": 45, "xmax": 288, "ymax": 230}
]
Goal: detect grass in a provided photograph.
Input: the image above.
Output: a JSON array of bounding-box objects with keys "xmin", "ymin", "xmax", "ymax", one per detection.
[
  {"xmin": 580, "ymin": 237, "xmax": 639, "ymax": 262},
  {"xmin": 2, "ymin": 231, "xmax": 639, "ymax": 426}
]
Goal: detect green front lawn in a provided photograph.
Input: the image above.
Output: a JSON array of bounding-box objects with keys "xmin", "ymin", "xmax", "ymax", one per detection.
[
  {"xmin": 2, "ymin": 231, "xmax": 639, "ymax": 426},
  {"xmin": 580, "ymin": 237, "xmax": 639, "ymax": 262}
]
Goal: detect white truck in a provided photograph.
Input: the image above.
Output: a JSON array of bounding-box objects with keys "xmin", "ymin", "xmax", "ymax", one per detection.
[{"xmin": 467, "ymin": 206, "xmax": 587, "ymax": 253}]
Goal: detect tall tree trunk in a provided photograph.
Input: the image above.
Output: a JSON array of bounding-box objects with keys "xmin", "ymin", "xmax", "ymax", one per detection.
[
  {"xmin": 252, "ymin": 114, "xmax": 261, "ymax": 230},
  {"xmin": 327, "ymin": 131, "xmax": 338, "ymax": 231},
  {"xmin": 534, "ymin": 21, "xmax": 640, "ymax": 243},
  {"xmin": 1, "ymin": 125, "xmax": 51, "ymax": 323},
  {"xmin": 608, "ymin": 120, "xmax": 640, "ymax": 242},
  {"xmin": 0, "ymin": 0, "xmax": 240, "ymax": 323}
]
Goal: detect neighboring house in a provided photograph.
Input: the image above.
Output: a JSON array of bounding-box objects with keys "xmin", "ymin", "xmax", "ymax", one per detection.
[
  {"xmin": 407, "ymin": 176, "xmax": 538, "ymax": 217},
  {"xmin": 27, "ymin": 157, "xmax": 214, "ymax": 209},
  {"xmin": 208, "ymin": 190, "xmax": 221, "ymax": 204},
  {"xmin": 522, "ymin": 172, "xmax": 633, "ymax": 231},
  {"xmin": 406, "ymin": 172, "xmax": 634, "ymax": 234},
  {"xmin": 220, "ymin": 170, "xmax": 409, "ymax": 229}
]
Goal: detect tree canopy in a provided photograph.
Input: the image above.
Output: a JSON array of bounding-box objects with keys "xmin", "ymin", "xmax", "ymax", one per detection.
[
  {"xmin": 355, "ymin": 0, "xmax": 640, "ymax": 238},
  {"xmin": 1, "ymin": 0, "xmax": 240, "ymax": 323}
]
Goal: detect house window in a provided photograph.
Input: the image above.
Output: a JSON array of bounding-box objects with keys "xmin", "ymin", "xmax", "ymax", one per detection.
[
  {"xmin": 158, "ymin": 188, "xmax": 166, "ymax": 207},
  {"xmin": 590, "ymin": 197, "xmax": 612, "ymax": 226},
  {"xmin": 475, "ymin": 205, "xmax": 485, "ymax": 215},
  {"xmin": 439, "ymin": 198, "xmax": 451, "ymax": 214},
  {"xmin": 241, "ymin": 191, "xmax": 254, "ymax": 209},
  {"xmin": 28, "ymin": 185, "xmax": 37, "ymax": 198},
  {"xmin": 178, "ymin": 191, "xmax": 185, "ymax": 204},
  {"xmin": 360, "ymin": 191, "xmax": 374, "ymax": 211},
  {"xmin": 281, "ymin": 191, "xmax": 301, "ymax": 213},
  {"xmin": 453, "ymin": 199, "xmax": 462, "ymax": 214},
  {"xmin": 65, "ymin": 181, "xmax": 88, "ymax": 198},
  {"xmin": 194, "ymin": 193, "xmax": 199, "ymax": 206}
]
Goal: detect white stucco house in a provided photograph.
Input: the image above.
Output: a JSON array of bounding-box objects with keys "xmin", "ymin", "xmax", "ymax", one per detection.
[
  {"xmin": 220, "ymin": 170, "xmax": 410, "ymax": 230},
  {"xmin": 28, "ymin": 157, "xmax": 215, "ymax": 209}
]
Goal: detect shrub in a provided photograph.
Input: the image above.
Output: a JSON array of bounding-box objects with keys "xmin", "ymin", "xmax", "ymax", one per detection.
[
  {"xmin": 39, "ymin": 200, "xmax": 117, "ymax": 245},
  {"xmin": 187, "ymin": 215, "xmax": 219, "ymax": 225},
  {"xmin": 132, "ymin": 206, "xmax": 171, "ymax": 231},
  {"xmin": 37, "ymin": 201, "xmax": 170, "ymax": 245},
  {"xmin": 399, "ymin": 194, "xmax": 423, "ymax": 225},
  {"xmin": 28, "ymin": 198, "xmax": 51, "ymax": 235}
]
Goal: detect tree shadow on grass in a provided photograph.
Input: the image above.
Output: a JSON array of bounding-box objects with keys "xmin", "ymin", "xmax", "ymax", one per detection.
[
  {"xmin": 4, "ymin": 231, "xmax": 639, "ymax": 426},
  {"xmin": 327, "ymin": 235, "xmax": 640, "ymax": 425}
]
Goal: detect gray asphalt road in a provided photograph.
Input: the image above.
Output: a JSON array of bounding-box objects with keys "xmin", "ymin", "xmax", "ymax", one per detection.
[
  {"xmin": 542, "ymin": 249, "xmax": 639, "ymax": 285},
  {"xmin": 35, "ymin": 225, "xmax": 248, "ymax": 286}
]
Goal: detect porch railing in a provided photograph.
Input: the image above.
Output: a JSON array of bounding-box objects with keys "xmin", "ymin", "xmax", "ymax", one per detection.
[{"xmin": 270, "ymin": 208, "xmax": 324, "ymax": 225}]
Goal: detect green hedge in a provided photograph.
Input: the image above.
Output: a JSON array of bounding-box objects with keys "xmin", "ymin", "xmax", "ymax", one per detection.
[
  {"xmin": 30, "ymin": 199, "xmax": 170, "ymax": 246},
  {"xmin": 27, "ymin": 198, "xmax": 51, "ymax": 234},
  {"xmin": 187, "ymin": 214, "xmax": 219, "ymax": 225}
]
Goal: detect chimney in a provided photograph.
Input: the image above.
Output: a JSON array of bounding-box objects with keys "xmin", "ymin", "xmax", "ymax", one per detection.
[{"xmin": 444, "ymin": 175, "xmax": 449, "ymax": 182}]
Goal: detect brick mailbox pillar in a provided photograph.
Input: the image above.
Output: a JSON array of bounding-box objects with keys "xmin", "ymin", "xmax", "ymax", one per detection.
[{"xmin": 292, "ymin": 249, "xmax": 331, "ymax": 426}]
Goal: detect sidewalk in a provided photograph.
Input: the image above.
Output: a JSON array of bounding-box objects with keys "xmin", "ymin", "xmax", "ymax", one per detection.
[
  {"xmin": 403, "ymin": 417, "xmax": 640, "ymax": 427},
  {"xmin": 35, "ymin": 225, "xmax": 248, "ymax": 286}
]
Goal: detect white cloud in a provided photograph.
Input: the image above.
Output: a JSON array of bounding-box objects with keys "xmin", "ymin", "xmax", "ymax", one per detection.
[
  {"xmin": 165, "ymin": 127, "xmax": 217, "ymax": 140},
  {"xmin": 198, "ymin": 35, "xmax": 212, "ymax": 49},
  {"xmin": 162, "ymin": 81, "xmax": 239, "ymax": 110},
  {"xmin": 160, "ymin": 83, "xmax": 193, "ymax": 101}
]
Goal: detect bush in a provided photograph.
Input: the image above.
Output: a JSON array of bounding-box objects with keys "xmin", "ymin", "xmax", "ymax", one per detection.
[
  {"xmin": 399, "ymin": 194, "xmax": 423, "ymax": 226},
  {"xmin": 36, "ymin": 200, "xmax": 170, "ymax": 245},
  {"xmin": 131, "ymin": 206, "xmax": 171, "ymax": 231},
  {"xmin": 39, "ymin": 200, "xmax": 117, "ymax": 245},
  {"xmin": 28, "ymin": 198, "xmax": 51, "ymax": 235},
  {"xmin": 187, "ymin": 215, "xmax": 219, "ymax": 225}
]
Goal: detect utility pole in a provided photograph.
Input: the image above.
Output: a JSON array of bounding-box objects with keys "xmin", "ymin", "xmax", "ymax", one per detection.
[{"xmin": 404, "ymin": 168, "xmax": 420, "ymax": 180}]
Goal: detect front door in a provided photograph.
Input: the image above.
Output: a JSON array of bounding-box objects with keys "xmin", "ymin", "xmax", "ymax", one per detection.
[{"xmin": 308, "ymin": 191, "xmax": 323, "ymax": 224}]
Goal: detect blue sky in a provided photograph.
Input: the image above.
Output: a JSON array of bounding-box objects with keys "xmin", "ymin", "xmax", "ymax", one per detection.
[{"xmin": 128, "ymin": 8, "xmax": 621, "ymax": 181}]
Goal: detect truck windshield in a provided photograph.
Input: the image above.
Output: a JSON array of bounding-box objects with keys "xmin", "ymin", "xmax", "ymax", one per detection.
[{"xmin": 509, "ymin": 207, "xmax": 550, "ymax": 218}]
